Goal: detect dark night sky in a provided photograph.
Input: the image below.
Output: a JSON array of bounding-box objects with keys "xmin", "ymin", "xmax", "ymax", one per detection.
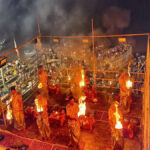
[
  {"xmin": 0, "ymin": 0, "xmax": 150, "ymax": 53},
  {"xmin": 112, "ymin": 0, "xmax": 150, "ymax": 33}
]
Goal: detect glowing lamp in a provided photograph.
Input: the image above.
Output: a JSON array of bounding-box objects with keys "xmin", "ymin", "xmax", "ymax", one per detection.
[
  {"xmin": 38, "ymin": 83, "xmax": 42, "ymax": 89},
  {"xmin": 78, "ymin": 102, "xmax": 86, "ymax": 117},
  {"xmin": 82, "ymin": 74, "xmax": 85, "ymax": 79},
  {"xmin": 118, "ymin": 38, "xmax": 126, "ymax": 43},
  {"xmin": 6, "ymin": 106, "xmax": 12, "ymax": 120},
  {"xmin": 79, "ymin": 80, "xmax": 85, "ymax": 87},
  {"xmin": 79, "ymin": 96, "xmax": 86, "ymax": 102},
  {"xmin": 79, "ymin": 69, "xmax": 85, "ymax": 87},
  {"xmin": 82, "ymin": 39, "xmax": 89, "ymax": 43},
  {"xmin": 35, "ymin": 98, "xmax": 43, "ymax": 112},
  {"xmin": 68, "ymin": 76, "xmax": 71, "ymax": 81},
  {"xmin": 78, "ymin": 96, "xmax": 86, "ymax": 117},
  {"xmin": 53, "ymin": 39, "xmax": 59, "ymax": 43},
  {"xmin": 114, "ymin": 104, "xmax": 123, "ymax": 130},
  {"xmin": 126, "ymin": 80, "xmax": 133, "ymax": 89},
  {"xmin": 6, "ymin": 110, "xmax": 12, "ymax": 120},
  {"xmin": 37, "ymin": 106, "xmax": 43, "ymax": 113},
  {"xmin": 115, "ymin": 120, "xmax": 123, "ymax": 129}
]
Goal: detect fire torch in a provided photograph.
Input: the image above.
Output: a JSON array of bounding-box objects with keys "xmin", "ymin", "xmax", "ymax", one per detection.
[
  {"xmin": 126, "ymin": 80, "xmax": 133, "ymax": 89},
  {"xmin": 35, "ymin": 98, "xmax": 43, "ymax": 113},
  {"xmin": 78, "ymin": 96, "xmax": 86, "ymax": 117},
  {"xmin": 113, "ymin": 104, "xmax": 124, "ymax": 150},
  {"xmin": 35, "ymin": 98, "xmax": 43, "ymax": 122},
  {"xmin": 6, "ymin": 97, "xmax": 13, "ymax": 125},
  {"xmin": 79, "ymin": 69, "xmax": 85, "ymax": 87},
  {"xmin": 6, "ymin": 105, "xmax": 13, "ymax": 125}
]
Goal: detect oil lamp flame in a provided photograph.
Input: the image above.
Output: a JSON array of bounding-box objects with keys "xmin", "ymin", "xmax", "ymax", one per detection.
[
  {"xmin": 114, "ymin": 105, "xmax": 123, "ymax": 129},
  {"xmin": 6, "ymin": 106, "xmax": 12, "ymax": 120},
  {"xmin": 78, "ymin": 96, "xmax": 86, "ymax": 117},
  {"xmin": 37, "ymin": 106, "xmax": 43, "ymax": 113},
  {"xmin": 82, "ymin": 74, "xmax": 84, "ymax": 79},
  {"xmin": 126, "ymin": 80, "xmax": 132, "ymax": 89},
  {"xmin": 79, "ymin": 70, "xmax": 85, "ymax": 87},
  {"xmin": 68, "ymin": 76, "xmax": 71, "ymax": 81},
  {"xmin": 79, "ymin": 80, "xmax": 85, "ymax": 87},
  {"xmin": 38, "ymin": 83, "xmax": 42, "ymax": 89},
  {"xmin": 35, "ymin": 98, "xmax": 43, "ymax": 112},
  {"xmin": 115, "ymin": 120, "xmax": 123, "ymax": 129}
]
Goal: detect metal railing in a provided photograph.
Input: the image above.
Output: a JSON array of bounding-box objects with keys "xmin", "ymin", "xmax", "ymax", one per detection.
[{"xmin": 0, "ymin": 33, "xmax": 149, "ymax": 150}]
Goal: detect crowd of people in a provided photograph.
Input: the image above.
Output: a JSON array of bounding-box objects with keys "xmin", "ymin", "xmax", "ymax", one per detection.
[
  {"xmin": 1, "ymin": 63, "xmax": 135, "ymax": 150},
  {"xmin": 0, "ymin": 40, "xmax": 144, "ymax": 150},
  {"xmin": 1, "ymin": 65, "xmax": 83, "ymax": 149}
]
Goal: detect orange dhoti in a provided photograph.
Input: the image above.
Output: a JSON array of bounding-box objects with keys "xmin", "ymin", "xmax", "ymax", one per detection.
[
  {"xmin": 11, "ymin": 93, "xmax": 25, "ymax": 130},
  {"xmin": 13, "ymin": 110, "xmax": 25, "ymax": 130},
  {"xmin": 66, "ymin": 103, "xmax": 80, "ymax": 145},
  {"xmin": 41, "ymin": 84, "xmax": 49, "ymax": 99},
  {"xmin": 68, "ymin": 120, "xmax": 80, "ymax": 144},
  {"xmin": 119, "ymin": 71, "xmax": 132, "ymax": 114},
  {"xmin": 36, "ymin": 112, "xmax": 51, "ymax": 139},
  {"xmin": 12, "ymin": 93, "xmax": 25, "ymax": 130},
  {"xmin": 35, "ymin": 94, "xmax": 51, "ymax": 139},
  {"xmin": 38, "ymin": 69, "xmax": 49, "ymax": 99}
]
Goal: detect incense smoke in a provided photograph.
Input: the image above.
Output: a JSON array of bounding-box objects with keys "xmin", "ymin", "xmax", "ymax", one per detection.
[
  {"xmin": 103, "ymin": 6, "xmax": 131, "ymax": 34},
  {"xmin": 0, "ymin": 0, "xmax": 131, "ymax": 52}
]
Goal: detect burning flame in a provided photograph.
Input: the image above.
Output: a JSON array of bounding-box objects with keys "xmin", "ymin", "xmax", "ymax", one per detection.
[
  {"xmin": 79, "ymin": 80, "xmax": 85, "ymax": 87},
  {"xmin": 78, "ymin": 96, "xmax": 86, "ymax": 117},
  {"xmin": 126, "ymin": 80, "xmax": 133, "ymax": 89},
  {"xmin": 6, "ymin": 105, "xmax": 12, "ymax": 120},
  {"xmin": 114, "ymin": 105, "xmax": 123, "ymax": 129},
  {"xmin": 35, "ymin": 98, "xmax": 43, "ymax": 112},
  {"xmin": 68, "ymin": 76, "xmax": 71, "ymax": 81},
  {"xmin": 79, "ymin": 69, "xmax": 85, "ymax": 87},
  {"xmin": 38, "ymin": 83, "xmax": 42, "ymax": 89},
  {"xmin": 115, "ymin": 120, "xmax": 123, "ymax": 129}
]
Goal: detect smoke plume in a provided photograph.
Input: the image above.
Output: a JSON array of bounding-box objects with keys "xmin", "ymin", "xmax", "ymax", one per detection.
[
  {"xmin": 103, "ymin": 6, "xmax": 131, "ymax": 34},
  {"xmin": 0, "ymin": 1, "xmax": 131, "ymax": 52},
  {"xmin": 0, "ymin": 0, "xmax": 89, "ymax": 42}
]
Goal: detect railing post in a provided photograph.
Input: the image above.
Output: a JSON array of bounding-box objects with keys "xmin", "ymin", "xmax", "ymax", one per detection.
[
  {"xmin": 143, "ymin": 34, "xmax": 150, "ymax": 150},
  {"xmin": 91, "ymin": 19, "xmax": 96, "ymax": 87}
]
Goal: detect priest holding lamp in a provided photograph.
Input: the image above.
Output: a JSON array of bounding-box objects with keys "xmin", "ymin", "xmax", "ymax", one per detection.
[{"xmin": 119, "ymin": 70, "xmax": 133, "ymax": 114}]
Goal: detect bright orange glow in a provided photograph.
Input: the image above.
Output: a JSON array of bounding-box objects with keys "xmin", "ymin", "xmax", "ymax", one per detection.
[
  {"xmin": 38, "ymin": 83, "xmax": 42, "ymax": 89},
  {"xmin": 1, "ymin": 58, "xmax": 7, "ymax": 65},
  {"xmin": 78, "ymin": 96, "xmax": 86, "ymax": 117},
  {"xmin": 6, "ymin": 106, "xmax": 12, "ymax": 120},
  {"xmin": 53, "ymin": 39, "xmax": 59, "ymax": 43},
  {"xmin": 114, "ymin": 105, "xmax": 123, "ymax": 129},
  {"xmin": 79, "ymin": 69, "xmax": 85, "ymax": 87},
  {"xmin": 35, "ymin": 98, "xmax": 43, "ymax": 112},
  {"xmin": 68, "ymin": 76, "xmax": 71, "ymax": 81},
  {"xmin": 126, "ymin": 80, "xmax": 133, "ymax": 89},
  {"xmin": 55, "ymin": 111, "xmax": 58, "ymax": 114},
  {"xmin": 118, "ymin": 38, "xmax": 126, "ymax": 43},
  {"xmin": 79, "ymin": 80, "xmax": 85, "ymax": 87},
  {"xmin": 82, "ymin": 39, "xmax": 89, "ymax": 43},
  {"xmin": 115, "ymin": 120, "xmax": 123, "ymax": 129}
]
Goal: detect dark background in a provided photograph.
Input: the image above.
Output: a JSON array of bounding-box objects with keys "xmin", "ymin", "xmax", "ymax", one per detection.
[{"xmin": 0, "ymin": 0, "xmax": 150, "ymax": 53}]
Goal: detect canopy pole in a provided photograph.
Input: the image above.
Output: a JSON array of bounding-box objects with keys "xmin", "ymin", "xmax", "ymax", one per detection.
[{"xmin": 91, "ymin": 19, "xmax": 96, "ymax": 87}]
